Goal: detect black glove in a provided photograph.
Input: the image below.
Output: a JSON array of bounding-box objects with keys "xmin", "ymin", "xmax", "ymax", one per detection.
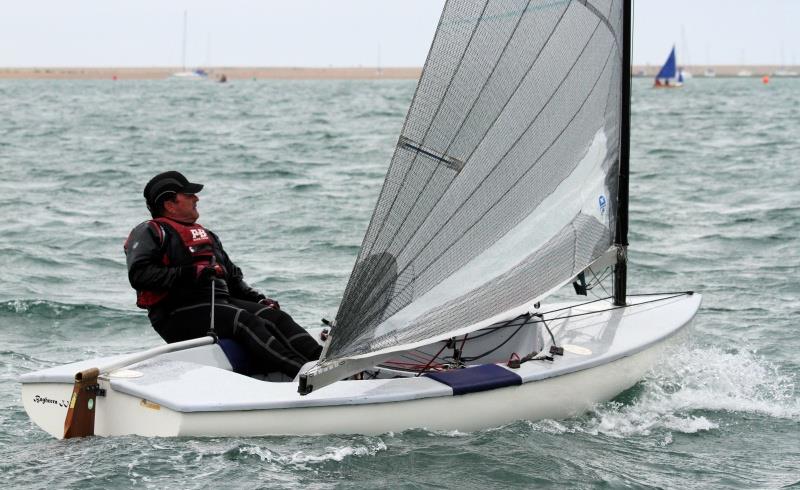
[
  {"xmin": 259, "ymin": 297, "xmax": 280, "ymax": 310},
  {"xmin": 196, "ymin": 263, "xmax": 226, "ymax": 283}
]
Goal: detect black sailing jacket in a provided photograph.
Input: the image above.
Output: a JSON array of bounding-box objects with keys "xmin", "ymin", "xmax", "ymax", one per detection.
[{"xmin": 124, "ymin": 220, "xmax": 265, "ymax": 328}]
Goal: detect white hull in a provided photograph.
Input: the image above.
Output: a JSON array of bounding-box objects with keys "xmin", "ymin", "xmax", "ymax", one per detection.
[
  {"xmin": 171, "ymin": 71, "xmax": 208, "ymax": 80},
  {"xmin": 22, "ymin": 293, "xmax": 700, "ymax": 438}
]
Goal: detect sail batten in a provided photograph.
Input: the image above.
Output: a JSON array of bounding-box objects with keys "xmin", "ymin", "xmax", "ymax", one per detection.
[
  {"xmin": 577, "ymin": 0, "xmax": 619, "ymax": 46},
  {"xmin": 327, "ymin": 0, "xmax": 624, "ymax": 365},
  {"xmin": 398, "ymin": 137, "xmax": 465, "ymax": 172}
]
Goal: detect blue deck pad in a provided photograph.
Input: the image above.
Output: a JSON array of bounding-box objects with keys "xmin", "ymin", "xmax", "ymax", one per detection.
[
  {"xmin": 217, "ymin": 338, "xmax": 259, "ymax": 375},
  {"xmin": 424, "ymin": 364, "xmax": 522, "ymax": 396}
]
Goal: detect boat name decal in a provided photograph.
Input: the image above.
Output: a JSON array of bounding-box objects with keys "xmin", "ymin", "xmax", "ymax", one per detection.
[{"xmin": 32, "ymin": 395, "xmax": 69, "ymax": 408}]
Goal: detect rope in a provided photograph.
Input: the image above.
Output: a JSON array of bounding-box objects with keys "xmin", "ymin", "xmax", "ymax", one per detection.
[
  {"xmin": 403, "ymin": 291, "xmax": 693, "ymax": 373},
  {"xmin": 461, "ymin": 324, "xmax": 526, "ymax": 362}
]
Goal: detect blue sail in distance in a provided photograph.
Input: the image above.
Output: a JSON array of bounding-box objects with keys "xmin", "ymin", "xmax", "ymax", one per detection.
[{"xmin": 655, "ymin": 46, "xmax": 677, "ymax": 80}]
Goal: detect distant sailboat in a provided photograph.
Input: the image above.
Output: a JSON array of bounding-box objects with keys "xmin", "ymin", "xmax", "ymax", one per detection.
[
  {"xmin": 772, "ymin": 43, "xmax": 798, "ymax": 77},
  {"xmin": 772, "ymin": 68, "xmax": 798, "ymax": 77},
  {"xmin": 172, "ymin": 11, "xmax": 208, "ymax": 80},
  {"xmin": 654, "ymin": 46, "xmax": 683, "ymax": 88}
]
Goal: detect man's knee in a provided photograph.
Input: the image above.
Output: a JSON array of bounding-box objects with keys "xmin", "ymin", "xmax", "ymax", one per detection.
[
  {"xmin": 255, "ymin": 305, "xmax": 292, "ymax": 323},
  {"xmin": 230, "ymin": 309, "xmax": 266, "ymax": 336}
]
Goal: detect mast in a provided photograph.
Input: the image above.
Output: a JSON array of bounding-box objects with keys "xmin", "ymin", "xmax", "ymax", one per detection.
[
  {"xmin": 181, "ymin": 11, "xmax": 188, "ymax": 72},
  {"xmin": 613, "ymin": 0, "xmax": 632, "ymax": 306}
]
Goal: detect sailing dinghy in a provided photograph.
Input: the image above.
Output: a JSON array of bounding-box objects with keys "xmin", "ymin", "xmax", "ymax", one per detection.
[
  {"xmin": 22, "ymin": 0, "xmax": 701, "ymax": 439},
  {"xmin": 653, "ymin": 45, "xmax": 684, "ymax": 87}
]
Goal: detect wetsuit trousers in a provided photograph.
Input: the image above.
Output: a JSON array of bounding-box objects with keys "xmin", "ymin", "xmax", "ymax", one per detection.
[{"xmin": 160, "ymin": 298, "xmax": 323, "ymax": 378}]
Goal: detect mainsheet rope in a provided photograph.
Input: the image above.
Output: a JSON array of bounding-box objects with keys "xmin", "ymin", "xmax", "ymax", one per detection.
[{"xmin": 381, "ymin": 291, "xmax": 694, "ymax": 375}]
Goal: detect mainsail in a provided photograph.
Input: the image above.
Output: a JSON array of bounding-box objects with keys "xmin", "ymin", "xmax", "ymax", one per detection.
[
  {"xmin": 655, "ymin": 46, "xmax": 678, "ymax": 82},
  {"xmin": 313, "ymin": 0, "xmax": 625, "ymax": 385}
]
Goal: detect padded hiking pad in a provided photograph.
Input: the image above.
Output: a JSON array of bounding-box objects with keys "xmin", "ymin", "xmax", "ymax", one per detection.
[
  {"xmin": 218, "ymin": 338, "xmax": 258, "ymax": 375},
  {"xmin": 424, "ymin": 364, "xmax": 521, "ymax": 395}
]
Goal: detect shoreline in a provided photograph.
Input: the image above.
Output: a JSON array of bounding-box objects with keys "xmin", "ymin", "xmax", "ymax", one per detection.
[
  {"xmin": 634, "ymin": 64, "xmax": 799, "ymax": 78},
  {"xmin": 0, "ymin": 65, "xmax": 797, "ymax": 80},
  {"xmin": 0, "ymin": 67, "xmax": 423, "ymax": 80}
]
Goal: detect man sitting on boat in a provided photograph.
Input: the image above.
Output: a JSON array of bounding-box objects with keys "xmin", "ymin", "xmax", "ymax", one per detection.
[{"xmin": 124, "ymin": 171, "xmax": 322, "ymax": 377}]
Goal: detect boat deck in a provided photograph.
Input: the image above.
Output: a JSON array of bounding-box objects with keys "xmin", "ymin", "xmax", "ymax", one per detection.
[{"xmin": 21, "ymin": 293, "xmax": 700, "ymax": 413}]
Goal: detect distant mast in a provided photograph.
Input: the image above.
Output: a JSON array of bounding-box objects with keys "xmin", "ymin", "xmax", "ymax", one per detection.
[
  {"xmin": 171, "ymin": 11, "xmax": 208, "ymax": 79},
  {"xmin": 181, "ymin": 10, "xmax": 188, "ymax": 72},
  {"xmin": 377, "ymin": 43, "xmax": 383, "ymax": 76}
]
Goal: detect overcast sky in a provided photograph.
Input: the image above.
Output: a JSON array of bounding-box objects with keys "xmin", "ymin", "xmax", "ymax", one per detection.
[{"xmin": 1, "ymin": 1, "xmax": 798, "ymax": 68}]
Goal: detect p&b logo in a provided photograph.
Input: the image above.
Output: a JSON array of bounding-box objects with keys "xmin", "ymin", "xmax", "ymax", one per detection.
[{"xmin": 190, "ymin": 228, "xmax": 209, "ymax": 241}]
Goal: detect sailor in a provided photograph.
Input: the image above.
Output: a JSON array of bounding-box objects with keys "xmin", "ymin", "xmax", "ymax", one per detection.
[{"xmin": 124, "ymin": 171, "xmax": 322, "ymax": 377}]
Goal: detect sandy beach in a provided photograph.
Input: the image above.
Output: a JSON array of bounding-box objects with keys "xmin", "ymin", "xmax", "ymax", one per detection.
[{"xmin": 0, "ymin": 67, "xmax": 423, "ymax": 80}]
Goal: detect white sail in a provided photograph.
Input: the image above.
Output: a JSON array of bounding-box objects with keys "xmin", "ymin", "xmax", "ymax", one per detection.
[{"xmin": 306, "ymin": 0, "xmax": 624, "ymax": 390}]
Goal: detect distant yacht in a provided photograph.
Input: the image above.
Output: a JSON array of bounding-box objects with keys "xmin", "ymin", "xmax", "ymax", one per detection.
[
  {"xmin": 171, "ymin": 11, "xmax": 208, "ymax": 80},
  {"xmin": 704, "ymin": 68, "xmax": 716, "ymax": 78},
  {"xmin": 737, "ymin": 69, "xmax": 752, "ymax": 77},
  {"xmin": 172, "ymin": 69, "xmax": 209, "ymax": 80}
]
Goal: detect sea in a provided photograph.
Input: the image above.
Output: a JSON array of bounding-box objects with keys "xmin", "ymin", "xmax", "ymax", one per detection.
[{"xmin": 0, "ymin": 76, "xmax": 798, "ymax": 489}]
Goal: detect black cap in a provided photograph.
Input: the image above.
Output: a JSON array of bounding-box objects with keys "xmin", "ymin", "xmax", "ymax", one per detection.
[{"xmin": 143, "ymin": 171, "xmax": 204, "ymax": 208}]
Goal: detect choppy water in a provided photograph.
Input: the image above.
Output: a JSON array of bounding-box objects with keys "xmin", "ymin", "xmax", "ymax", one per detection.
[{"xmin": 0, "ymin": 77, "xmax": 798, "ymax": 489}]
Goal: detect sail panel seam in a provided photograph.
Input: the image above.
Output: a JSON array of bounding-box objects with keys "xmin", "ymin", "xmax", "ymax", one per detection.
[{"xmin": 576, "ymin": 0, "xmax": 620, "ymax": 49}]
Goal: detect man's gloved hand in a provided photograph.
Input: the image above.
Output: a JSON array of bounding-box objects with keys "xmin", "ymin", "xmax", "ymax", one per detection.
[
  {"xmin": 259, "ymin": 297, "xmax": 280, "ymax": 310},
  {"xmin": 196, "ymin": 263, "xmax": 226, "ymax": 283}
]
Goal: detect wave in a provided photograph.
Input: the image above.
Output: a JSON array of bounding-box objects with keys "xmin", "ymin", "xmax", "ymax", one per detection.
[
  {"xmin": 0, "ymin": 299, "xmax": 131, "ymax": 320},
  {"xmin": 290, "ymin": 182, "xmax": 321, "ymax": 191},
  {"xmin": 235, "ymin": 438, "xmax": 387, "ymax": 467},
  {"xmin": 528, "ymin": 345, "xmax": 799, "ymax": 439}
]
